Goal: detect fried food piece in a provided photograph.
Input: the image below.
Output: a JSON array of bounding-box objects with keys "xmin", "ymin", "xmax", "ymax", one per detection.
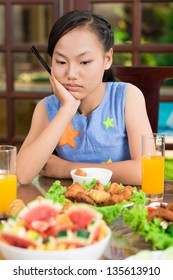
[
  {"xmin": 75, "ymin": 169, "xmax": 87, "ymax": 177},
  {"xmin": 117, "ymin": 187, "xmax": 133, "ymax": 201},
  {"xmin": 67, "ymin": 182, "xmax": 85, "ymax": 194},
  {"xmin": 122, "ymin": 185, "xmax": 133, "ymax": 195},
  {"xmin": 36, "ymin": 196, "xmax": 44, "ymax": 201},
  {"xmin": 86, "ymin": 189, "xmax": 110, "ymax": 203},
  {"xmin": 117, "ymin": 194, "xmax": 129, "ymax": 202},
  {"xmin": 107, "ymin": 182, "xmax": 120, "ymax": 195},
  {"xmin": 61, "ymin": 202, "xmax": 73, "ymax": 213},
  {"xmin": 93, "ymin": 180, "xmax": 105, "ymax": 191},
  {"xmin": 75, "ymin": 192, "xmax": 96, "ymax": 205},
  {"xmin": 117, "ymin": 185, "xmax": 133, "ymax": 195},
  {"xmin": 64, "ymin": 190, "xmax": 78, "ymax": 202},
  {"xmin": 147, "ymin": 207, "xmax": 173, "ymax": 222},
  {"xmin": 103, "ymin": 194, "xmax": 123, "ymax": 206},
  {"xmin": 6, "ymin": 199, "xmax": 25, "ymax": 216},
  {"xmin": 166, "ymin": 202, "xmax": 173, "ymax": 212}
]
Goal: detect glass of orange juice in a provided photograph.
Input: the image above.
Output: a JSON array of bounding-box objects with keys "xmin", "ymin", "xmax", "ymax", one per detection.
[
  {"xmin": 0, "ymin": 145, "xmax": 17, "ymax": 214},
  {"xmin": 142, "ymin": 133, "xmax": 165, "ymax": 203}
]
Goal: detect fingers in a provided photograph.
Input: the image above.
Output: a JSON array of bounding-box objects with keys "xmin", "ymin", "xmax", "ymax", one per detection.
[
  {"xmin": 49, "ymin": 72, "xmax": 59, "ymax": 92},
  {"xmin": 49, "ymin": 76, "xmax": 55, "ymax": 93},
  {"xmin": 50, "ymin": 69, "xmax": 70, "ymax": 94}
]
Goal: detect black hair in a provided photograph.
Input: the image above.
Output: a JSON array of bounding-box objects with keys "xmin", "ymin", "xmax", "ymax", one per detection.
[{"xmin": 47, "ymin": 10, "xmax": 115, "ymax": 81}]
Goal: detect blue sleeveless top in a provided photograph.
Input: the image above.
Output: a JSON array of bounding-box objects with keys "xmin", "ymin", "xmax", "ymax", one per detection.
[{"xmin": 44, "ymin": 82, "xmax": 131, "ymax": 163}]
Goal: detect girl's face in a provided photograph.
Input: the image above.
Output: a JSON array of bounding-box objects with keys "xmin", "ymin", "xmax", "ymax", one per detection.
[{"xmin": 51, "ymin": 27, "xmax": 112, "ymax": 101}]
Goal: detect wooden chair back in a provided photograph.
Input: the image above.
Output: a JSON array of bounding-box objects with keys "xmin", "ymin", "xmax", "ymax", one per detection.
[{"xmin": 112, "ymin": 66, "xmax": 173, "ymax": 149}]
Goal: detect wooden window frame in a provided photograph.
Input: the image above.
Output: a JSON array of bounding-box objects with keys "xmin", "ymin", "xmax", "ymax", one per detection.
[{"xmin": 0, "ymin": 0, "xmax": 173, "ymax": 146}]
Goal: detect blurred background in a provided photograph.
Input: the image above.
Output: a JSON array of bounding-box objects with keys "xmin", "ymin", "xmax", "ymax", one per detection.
[{"xmin": 0, "ymin": 0, "xmax": 173, "ymax": 159}]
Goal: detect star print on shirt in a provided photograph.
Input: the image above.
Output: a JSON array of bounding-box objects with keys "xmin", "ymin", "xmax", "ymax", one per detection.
[
  {"xmin": 101, "ymin": 159, "xmax": 113, "ymax": 164},
  {"xmin": 59, "ymin": 122, "xmax": 80, "ymax": 148},
  {"xmin": 102, "ymin": 116, "xmax": 114, "ymax": 129}
]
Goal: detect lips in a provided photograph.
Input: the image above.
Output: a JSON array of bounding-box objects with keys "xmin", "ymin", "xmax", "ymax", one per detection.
[{"xmin": 64, "ymin": 84, "xmax": 82, "ymax": 92}]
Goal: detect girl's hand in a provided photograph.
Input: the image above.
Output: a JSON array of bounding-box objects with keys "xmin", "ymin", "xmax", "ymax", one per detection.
[
  {"xmin": 39, "ymin": 155, "xmax": 70, "ymax": 178},
  {"xmin": 50, "ymin": 70, "xmax": 80, "ymax": 111}
]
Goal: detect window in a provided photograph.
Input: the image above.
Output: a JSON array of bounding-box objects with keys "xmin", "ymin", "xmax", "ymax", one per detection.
[
  {"xmin": 65, "ymin": 0, "xmax": 173, "ymax": 138},
  {"xmin": 1, "ymin": 0, "xmax": 173, "ymax": 147},
  {"xmin": 0, "ymin": 0, "xmax": 60, "ymax": 147}
]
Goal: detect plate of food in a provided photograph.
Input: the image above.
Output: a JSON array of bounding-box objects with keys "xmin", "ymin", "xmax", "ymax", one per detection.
[
  {"xmin": 122, "ymin": 201, "xmax": 173, "ymax": 250},
  {"xmin": 45, "ymin": 175, "xmax": 147, "ymax": 224},
  {"xmin": 0, "ymin": 197, "xmax": 111, "ymax": 260}
]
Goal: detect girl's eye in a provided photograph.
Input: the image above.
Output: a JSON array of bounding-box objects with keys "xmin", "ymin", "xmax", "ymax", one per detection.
[
  {"xmin": 81, "ymin": 60, "xmax": 92, "ymax": 65},
  {"xmin": 56, "ymin": 60, "xmax": 66, "ymax": 65}
]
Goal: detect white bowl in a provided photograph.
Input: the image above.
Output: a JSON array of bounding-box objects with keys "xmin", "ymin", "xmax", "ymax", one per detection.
[
  {"xmin": 0, "ymin": 227, "xmax": 111, "ymax": 260},
  {"xmin": 70, "ymin": 168, "xmax": 112, "ymax": 186}
]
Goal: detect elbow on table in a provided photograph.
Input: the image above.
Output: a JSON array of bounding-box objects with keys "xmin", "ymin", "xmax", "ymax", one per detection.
[{"xmin": 16, "ymin": 169, "xmax": 33, "ymax": 185}]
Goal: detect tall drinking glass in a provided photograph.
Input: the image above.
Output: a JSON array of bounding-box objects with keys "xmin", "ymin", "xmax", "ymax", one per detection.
[
  {"xmin": 142, "ymin": 133, "xmax": 165, "ymax": 203},
  {"xmin": 0, "ymin": 145, "xmax": 17, "ymax": 214}
]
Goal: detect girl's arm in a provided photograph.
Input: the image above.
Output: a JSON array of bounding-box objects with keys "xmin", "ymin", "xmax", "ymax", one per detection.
[{"xmin": 17, "ymin": 74, "xmax": 80, "ymax": 185}]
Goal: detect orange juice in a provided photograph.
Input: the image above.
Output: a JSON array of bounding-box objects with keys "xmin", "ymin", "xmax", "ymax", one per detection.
[
  {"xmin": 0, "ymin": 174, "xmax": 17, "ymax": 214},
  {"xmin": 142, "ymin": 155, "xmax": 164, "ymax": 195}
]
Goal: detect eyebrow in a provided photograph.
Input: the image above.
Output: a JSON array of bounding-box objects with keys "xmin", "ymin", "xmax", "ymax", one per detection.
[{"xmin": 54, "ymin": 50, "xmax": 92, "ymax": 58}]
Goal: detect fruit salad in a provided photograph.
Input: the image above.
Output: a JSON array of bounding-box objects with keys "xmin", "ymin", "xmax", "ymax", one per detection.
[{"xmin": 0, "ymin": 197, "xmax": 109, "ymax": 251}]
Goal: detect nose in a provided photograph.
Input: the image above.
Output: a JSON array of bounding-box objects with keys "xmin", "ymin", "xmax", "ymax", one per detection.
[{"xmin": 66, "ymin": 63, "xmax": 78, "ymax": 80}]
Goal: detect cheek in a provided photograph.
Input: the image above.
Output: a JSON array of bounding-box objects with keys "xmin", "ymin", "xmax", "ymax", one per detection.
[
  {"xmin": 87, "ymin": 62, "xmax": 105, "ymax": 78},
  {"xmin": 52, "ymin": 65, "xmax": 65, "ymax": 80},
  {"xmin": 88, "ymin": 60, "xmax": 104, "ymax": 72}
]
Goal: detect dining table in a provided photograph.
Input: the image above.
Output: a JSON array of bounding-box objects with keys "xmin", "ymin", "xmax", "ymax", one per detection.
[{"xmin": 0, "ymin": 176, "xmax": 173, "ymax": 260}]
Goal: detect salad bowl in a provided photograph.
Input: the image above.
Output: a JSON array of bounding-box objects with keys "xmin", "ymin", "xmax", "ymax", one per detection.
[
  {"xmin": 0, "ymin": 227, "xmax": 111, "ymax": 260},
  {"xmin": 0, "ymin": 198, "xmax": 111, "ymax": 260}
]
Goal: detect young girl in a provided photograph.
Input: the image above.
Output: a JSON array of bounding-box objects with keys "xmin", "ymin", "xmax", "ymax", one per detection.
[{"xmin": 17, "ymin": 10, "xmax": 152, "ymax": 185}]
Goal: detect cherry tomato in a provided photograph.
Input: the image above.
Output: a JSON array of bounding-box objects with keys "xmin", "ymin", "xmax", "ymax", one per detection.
[{"xmin": 147, "ymin": 206, "xmax": 156, "ymax": 215}]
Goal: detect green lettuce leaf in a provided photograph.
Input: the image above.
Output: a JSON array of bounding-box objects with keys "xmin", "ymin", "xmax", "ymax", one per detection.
[
  {"xmin": 96, "ymin": 200, "xmax": 132, "ymax": 224},
  {"xmin": 123, "ymin": 204, "xmax": 148, "ymax": 230},
  {"xmin": 45, "ymin": 180, "xmax": 69, "ymax": 204}
]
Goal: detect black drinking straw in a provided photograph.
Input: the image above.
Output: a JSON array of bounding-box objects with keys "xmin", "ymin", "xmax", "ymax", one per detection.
[{"xmin": 31, "ymin": 45, "xmax": 51, "ymax": 74}]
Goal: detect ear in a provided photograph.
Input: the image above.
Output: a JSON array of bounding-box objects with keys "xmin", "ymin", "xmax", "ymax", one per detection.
[{"xmin": 104, "ymin": 48, "xmax": 113, "ymax": 70}]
